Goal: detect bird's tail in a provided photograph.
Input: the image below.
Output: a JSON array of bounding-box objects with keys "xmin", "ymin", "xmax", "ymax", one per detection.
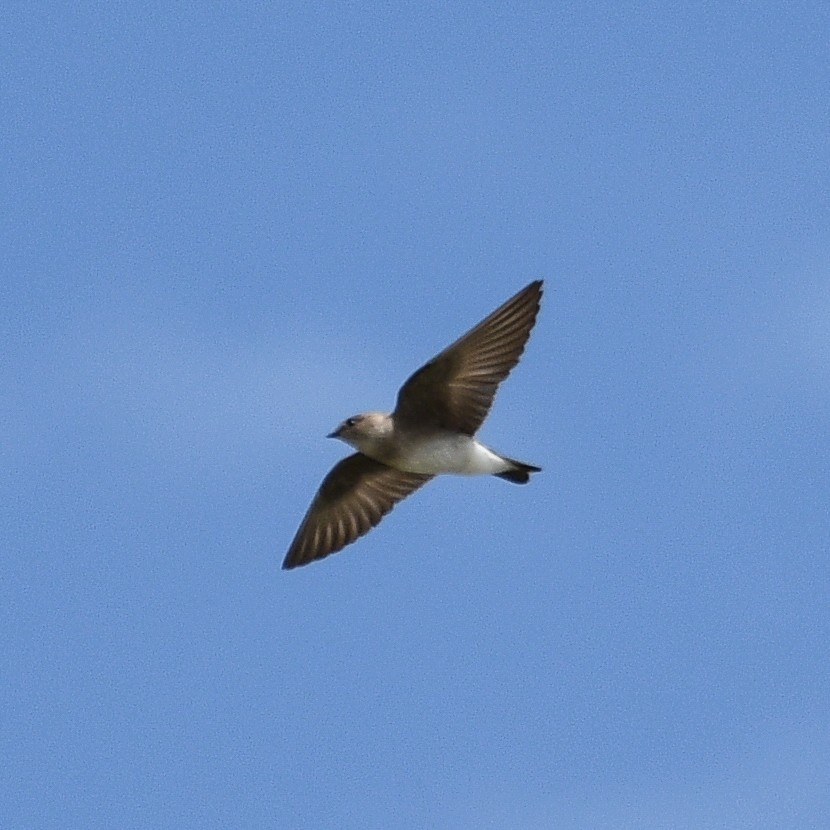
[{"xmin": 494, "ymin": 456, "xmax": 542, "ymax": 485}]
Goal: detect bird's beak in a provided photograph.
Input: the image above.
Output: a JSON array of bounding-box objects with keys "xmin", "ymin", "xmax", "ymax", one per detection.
[{"xmin": 327, "ymin": 428, "xmax": 340, "ymax": 439}]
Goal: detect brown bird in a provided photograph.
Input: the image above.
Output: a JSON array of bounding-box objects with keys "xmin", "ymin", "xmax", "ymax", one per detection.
[{"xmin": 283, "ymin": 280, "xmax": 543, "ymax": 569}]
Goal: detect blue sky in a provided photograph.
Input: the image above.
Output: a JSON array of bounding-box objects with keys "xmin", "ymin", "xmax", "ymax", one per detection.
[{"xmin": 4, "ymin": 3, "xmax": 829, "ymax": 828}]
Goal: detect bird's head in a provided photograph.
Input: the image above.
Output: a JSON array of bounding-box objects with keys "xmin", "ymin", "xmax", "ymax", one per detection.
[{"xmin": 327, "ymin": 412, "xmax": 392, "ymax": 452}]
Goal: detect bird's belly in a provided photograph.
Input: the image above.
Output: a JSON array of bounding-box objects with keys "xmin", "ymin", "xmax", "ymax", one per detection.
[{"xmin": 391, "ymin": 435, "xmax": 506, "ymax": 476}]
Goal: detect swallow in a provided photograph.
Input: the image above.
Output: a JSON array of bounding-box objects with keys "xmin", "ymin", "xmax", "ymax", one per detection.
[{"xmin": 283, "ymin": 280, "xmax": 543, "ymax": 569}]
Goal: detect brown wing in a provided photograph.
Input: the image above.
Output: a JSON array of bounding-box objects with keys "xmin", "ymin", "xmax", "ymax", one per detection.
[
  {"xmin": 282, "ymin": 453, "xmax": 433, "ymax": 569},
  {"xmin": 393, "ymin": 280, "xmax": 542, "ymax": 435}
]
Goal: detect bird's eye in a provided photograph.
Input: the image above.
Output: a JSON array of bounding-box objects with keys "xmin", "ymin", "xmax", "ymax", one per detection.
[{"xmin": 346, "ymin": 417, "xmax": 357, "ymax": 427}]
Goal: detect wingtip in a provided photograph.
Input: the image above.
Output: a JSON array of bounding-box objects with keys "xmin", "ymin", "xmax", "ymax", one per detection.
[{"xmin": 519, "ymin": 279, "xmax": 543, "ymax": 305}]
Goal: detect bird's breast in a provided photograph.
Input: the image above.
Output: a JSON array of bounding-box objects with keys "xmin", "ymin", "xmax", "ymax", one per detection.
[{"xmin": 388, "ymin": 433, "xmax": 505, "ymax": 476}]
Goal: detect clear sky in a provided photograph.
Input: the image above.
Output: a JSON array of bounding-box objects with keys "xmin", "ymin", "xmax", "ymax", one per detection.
[{"xmin": 4, "ymin": 3, "xmax": 829, "ymax": 828}]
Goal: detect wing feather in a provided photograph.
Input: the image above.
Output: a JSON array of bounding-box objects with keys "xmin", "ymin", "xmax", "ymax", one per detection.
[
  {"xmin": 393, "ymin": 281, "xmax": 543, "ymax": 435},
  {"xmin": 282, "ymin": 453, "xmax": 433, "ymax": 569}
]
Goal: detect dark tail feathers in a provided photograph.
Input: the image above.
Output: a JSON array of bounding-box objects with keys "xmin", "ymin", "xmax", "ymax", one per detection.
[{"xmin": 494, "ymin": 457, "xmax": 542, "ymax": 485}]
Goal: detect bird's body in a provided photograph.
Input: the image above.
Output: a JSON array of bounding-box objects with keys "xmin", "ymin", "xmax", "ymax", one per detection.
[
  {"xmin": 283, "ymin": 280, "xmax": 544, "ymax": 569},
  {"xmin": 337, "ymin": 415, "xmax": 521, "ymax": 477},
  {"xmin": 389, "ymin": 431, "xmax": 510, "ymax": 477}
]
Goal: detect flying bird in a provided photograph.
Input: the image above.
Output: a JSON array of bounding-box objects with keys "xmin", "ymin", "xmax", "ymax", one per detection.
[{"xmin": 283, "ymin": 280, "xmax": 543, "ymax": 569}]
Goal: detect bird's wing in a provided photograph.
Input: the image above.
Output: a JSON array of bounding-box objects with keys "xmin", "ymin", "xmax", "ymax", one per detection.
[
  {"xmin": 393, "ymin": 280, "xmax": 542, "ymax": 436},
  {"xmin": 282, "ymin": 453, "xmax": 433, "ymax": 569}
]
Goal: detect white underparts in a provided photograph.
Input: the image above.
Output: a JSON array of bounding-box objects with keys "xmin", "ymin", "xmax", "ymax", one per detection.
[{"xmin": 390, "ymin": 435, "xmax": 512, "ymax": 476}]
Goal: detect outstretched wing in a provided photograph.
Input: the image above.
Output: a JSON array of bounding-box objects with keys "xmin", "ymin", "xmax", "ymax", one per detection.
[
  {"xmin": 393, "ymin": 280, "xmax": 542, "ymax": 435},
  {"xmin": 282, "ymin": 453, "xmax": 433, "ymax": 569}
]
